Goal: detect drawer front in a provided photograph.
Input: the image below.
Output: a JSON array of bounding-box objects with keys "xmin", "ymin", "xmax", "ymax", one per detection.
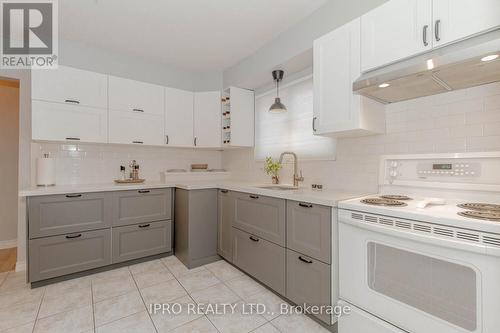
[
  {"xmin": 113, "ymin": 189, "xmax": 172, "ymax": 226},
  {"xmin": 112, "ymin": 220, "xmax": 172, "ymax": 263},
  {"xmin": 232, "ymin": 227, "xmax": 285, "ymax": 295},
  {"xmin": 28, "ymin": 192, "xmax": 112, "ymax": 238},
  {"xmin": 29, "ymin": 229, "xmax": 111, "ymax": 282},
  {"xmin": 286, "ymin": 249, "xmax": 331, "ymax": 324},
  {"xmin": 233, "ymin": 192, "xmax": 285, "ymax": 246},
  {"xmin": 287, "ymin": 200, "xmax": 331, "ymax": 263},
  {"xmin": 218, "ymin": 190, "xmax": 234, "ymax": 262}
]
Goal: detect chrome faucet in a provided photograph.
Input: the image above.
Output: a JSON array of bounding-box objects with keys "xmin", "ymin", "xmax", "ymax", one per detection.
[{"xmin": 279, "ymin": 152, "xmax": 304, "ymax": 187}]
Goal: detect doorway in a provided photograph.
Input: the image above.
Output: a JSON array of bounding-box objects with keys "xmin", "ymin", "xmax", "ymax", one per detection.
[{"xmin": 0, "ymin": 78, "xmax": 19, "ymax": 273}]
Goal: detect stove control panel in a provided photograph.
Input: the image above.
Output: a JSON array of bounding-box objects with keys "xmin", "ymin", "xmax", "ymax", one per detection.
[{"xmin": 417, "ymin": 162, "xmax": 481, "ymax": 178}]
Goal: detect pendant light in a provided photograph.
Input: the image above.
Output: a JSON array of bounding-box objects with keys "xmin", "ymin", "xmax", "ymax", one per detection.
[{"xmin": 269, "ymin": 70, "xmax": 287, "ymax": 113}]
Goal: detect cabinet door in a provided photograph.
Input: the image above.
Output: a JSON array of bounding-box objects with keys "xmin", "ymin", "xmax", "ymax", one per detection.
[
  {"xmin": 165, "ymin": 87, "xmax": 194, "ymax": 147},
  {"xmin": 109, "ymin": 110, "xmax": 164, "ymax": 146},
  {"xmin": 229, "ymin": 87, "xmax": 254, "ymax": 147},
  {"xmin": 32, "ymin": 100, "xmax": 108, "ymax": 143},
  {"xmin": 233, "ymin": 227, "xmax": 285, "ymax": 295},
  {"xmin": 361, "ymin": 0, "xmax": 432, "ymax": 72},
  {"xmin": 218, "ymin": 190, "xmax": 234, "ymax": 262},
  {"xmin": 433, "ymin": 0, "xmax": 500, "ymax": 47},
  {"xmin": 194, "ymin": 91, "xmax": 221, "ymax": 148},
  {"xmin": 108, "ymin": 76, "xmax": 164, "ymax": 115},
  {"xmin": 32, "ymin": 66, "xmax": 107, "ymax": 109},
  {"xmin": 286, "ymin": 249, "xmax": 331, "ymax": 324},
  {"xmin": 314, "ymin": 19, "xmax": 360, "ymax": 135},
  {"xmin": 112, "ymin": 220, "xmax": 172, "ymax": 263},
  {"xmin": 29, "ymin": 229, "xmax": 111, "ymax": 282}
]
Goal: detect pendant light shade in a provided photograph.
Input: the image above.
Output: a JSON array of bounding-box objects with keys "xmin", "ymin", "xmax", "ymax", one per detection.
[{"xmin": 269, "ymin": 70, "xmax": 287, "ymax": 113}]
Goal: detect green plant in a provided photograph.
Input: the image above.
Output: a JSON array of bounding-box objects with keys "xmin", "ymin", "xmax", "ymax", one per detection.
[{"xmin": 264, "ymin": 156, "xmax": 282, "ymax": 176}]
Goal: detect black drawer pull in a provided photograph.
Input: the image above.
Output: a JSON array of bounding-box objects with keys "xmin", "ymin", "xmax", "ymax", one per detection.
[
  {"xmin": 132, "ymin": 108, "xmax": 144, "ymax": 112},
  {"xmin": 65, "ymin": 194, "xmax": 82, "ymax": 198},
  {"xmin": 298, "ymin": 256, "xmax": 313, "ymax": 264},
  {"xmin": 66, "ymin": 233, "xmax": 82, "ymax": 239},
  {"xmin": 249, "ymin": 195, "xmax": 259, "ymax": 199},
  {"xmin": 298, "ymin": 203, "xmax": 313, "ymax": 208},
  {"xmin": 138, "ymin": 190, "xmax": 150, "ymax": 194},
  {"xmin": 138, "ymin": 224, "xmax": 151, "ymax": 228},
  {"xmin": 132, "ymin": 141, "xmax": 144, "ymax": 144},
  {"xmin": 65, "ymin": 137, "xmax": 81, "ymax": 141},
  {"xmin": 220, "ymin": 189, "xmax": 228, "ymax": 193},
  {"xmin": 64, "ymin": 99, "xmax": 80, "ymax": 104},
  {"xmin": 249, "ymin": 236, "xmax": 259, "ymax": 242}
]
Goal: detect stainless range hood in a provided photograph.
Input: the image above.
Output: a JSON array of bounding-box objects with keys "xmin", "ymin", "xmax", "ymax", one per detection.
[{"xmin": 353, "ymin": 30, "xmax": 500, "ymax": 104}]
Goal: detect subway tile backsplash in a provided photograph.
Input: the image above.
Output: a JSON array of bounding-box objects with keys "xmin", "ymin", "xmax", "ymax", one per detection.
[{"xmin": 223, "ymin": 82, "xmax": 500, "ymax": 193}]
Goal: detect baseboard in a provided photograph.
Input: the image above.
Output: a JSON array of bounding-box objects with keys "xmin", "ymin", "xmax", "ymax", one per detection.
[
  {"xmin": 15, "ymin": 261, "xmax": 26, "ymax": 272},
  {"xmin": 0, "ymin": 239, "xmax": 16, "ymax": 250}
]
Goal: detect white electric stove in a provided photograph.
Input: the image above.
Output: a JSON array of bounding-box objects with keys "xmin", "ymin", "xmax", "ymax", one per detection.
[{"xmin": 337, "ymin": 152, "xmax": 500, "ymax": 333}]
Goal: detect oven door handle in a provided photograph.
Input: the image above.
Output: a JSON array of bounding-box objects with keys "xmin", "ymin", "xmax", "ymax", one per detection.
[{"xmin": 339, "ymin": 211, "xmax": 500, "ymax": 257}]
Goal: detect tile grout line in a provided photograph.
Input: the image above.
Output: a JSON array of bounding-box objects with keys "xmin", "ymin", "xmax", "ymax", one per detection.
[
  {"xmin": 129, "ymin": 265, "xmax": 159, "ymax": 333},
  {"xmin": 31, "ymin": 285, "xmax": 46, "ymax": 333},
  {"xmin": 90, "ymin": 281, "xmax": 96, "ymax": 333}
]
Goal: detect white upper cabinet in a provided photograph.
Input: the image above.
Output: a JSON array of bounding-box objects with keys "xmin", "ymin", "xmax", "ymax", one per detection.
[
  {"xmin": 432, "ymin": 0, "xmax": 500, "ymax": 47},
  {"xmin": 165, "ymin": 87, "xmax": 194, "ymax": 147},
  {"xmin": 32, "ymin": 100, "xmax": 108, "ymax": 143},
  {"xmin": 361, "ymin": 0, "xmax": 432, "ymax": 72},
  {"xmin": 314, "ymin": 18, "xmax": 385, "ymax": 137},
  {"xmin": 194, "ymin": 91, "xmax": 221, "ymax": 148},
  {"xmin": 32, "ymin": 66, "xmax": 107, "ymax": 109},
  {"xmin": 108, "ymin": 111, "xmax": 164, "ymax": 146},
  {"xmin": 108, "ymin": 76, "xmax": 164, "ymax": 115}
]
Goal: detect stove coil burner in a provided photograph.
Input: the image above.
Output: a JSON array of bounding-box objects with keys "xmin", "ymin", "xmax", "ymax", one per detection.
[
  {"xmin": 361, "ymin": 198, "xmax": 408, "ymax": 207},
  {"xmin": 380, "ymin": 195, "xmax": 413, "ymax": 201},
  {"xmin": 457, "ymin": 203, "xmax": 500, "ymax": 212},
  {"xmin": 458, "ymin": 210, "xmax": 500, "ymax": 222}
]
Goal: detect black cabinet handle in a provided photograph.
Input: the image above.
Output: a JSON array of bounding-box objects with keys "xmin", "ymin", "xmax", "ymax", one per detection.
[
  {"xmin": 298, "ymin": 202, "xmax": 313, "ymax": 208},
  {"xmin": 138, "ymin": 224, "xmax": 151, "ymax": 228},
  {"xmin": 132, "ymin": 141, "xmax": 144, "ymax": 144},
  {"xmin": 65, "ymin": 137, "xmax": 81, "ymax": 141},
  {"xmin": 138, "ymin": 190, "xmax": 150, "ymax": 194},
  {"xmin": 165, "ymin": 135, "xmax": 169, "ymax": 144},
  {"xmin": 194, "ymin": 137, "xmax": 197, "ymax": 146},
  {"xmin": 298, "ymin": 256, "xmax": 313, "ymax": 264},
  {"xmin": 64, "ymin": 99, "xmax": 80, "ymax": 104},
  {"xmin": 249, "ymin": 236, "xmax": 259, "ymax": 242},
  {"xmin": 65, "ymin": 194, "xmax": 82, "ymax": 198},
  {"xmin": 249, "ymin": 195, "xmax": 259, "ymax": 199},
  {"xmin": 66, "ymin": 233, "xmax": 82, "ymax": 239},
  {"xmin": 435, "ymin": 19, "xmax": 441, "ymax": 42},
  {"xmin": 220, "ymin": 189, "xmax": 228, "ymax": 193},
  {"xmin": 132, "ymin": 108, "xmax": 144, "ymax": 112}
]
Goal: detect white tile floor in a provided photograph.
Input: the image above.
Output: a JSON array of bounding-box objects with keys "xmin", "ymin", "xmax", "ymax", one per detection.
[{"xmin": 0, "ymin": 257, "xmax": 331, "ymax": 333}]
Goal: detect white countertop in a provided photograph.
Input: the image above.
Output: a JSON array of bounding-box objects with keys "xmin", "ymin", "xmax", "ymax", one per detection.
[{"xmin": 19, "ymin": 181, "xmax": 368, "ymax": 207}]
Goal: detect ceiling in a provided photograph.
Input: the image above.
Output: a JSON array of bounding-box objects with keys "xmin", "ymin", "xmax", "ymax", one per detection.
[{"xmin": 59, "ymin": 0, "xmax": 328, "ymax": 73}]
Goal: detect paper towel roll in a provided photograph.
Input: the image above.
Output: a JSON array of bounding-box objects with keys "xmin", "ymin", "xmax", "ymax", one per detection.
[{"xmin": 36, "ymin": 155, "xmax": 56, "ymax": 186}]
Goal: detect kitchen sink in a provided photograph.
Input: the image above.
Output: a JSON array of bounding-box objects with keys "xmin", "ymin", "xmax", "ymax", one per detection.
[{"xmin": 256, "ymin": 185, "xmax": 299, "ymax": 191}]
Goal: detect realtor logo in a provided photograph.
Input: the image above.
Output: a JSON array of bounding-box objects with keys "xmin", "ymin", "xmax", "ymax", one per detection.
[{"xmin": 1, "ymin": 0, "xmax": 58, "ymax": 68}]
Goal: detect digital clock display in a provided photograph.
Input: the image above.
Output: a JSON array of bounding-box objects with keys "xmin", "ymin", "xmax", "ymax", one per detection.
[{"xmin": 433, "ymin": 164, "xmax": 452, "ymax": 170}]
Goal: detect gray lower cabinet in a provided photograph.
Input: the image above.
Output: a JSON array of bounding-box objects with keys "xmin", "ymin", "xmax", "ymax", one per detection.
[
  {"xmin": 175, "ymin": 189, "xmax": 219, "ymax": 268},
  {"xmin": 233, "ymin": 192, "xmax": 286, "ymax": 246},
  {"xmin": 112, "ymin": 220, "xmax": 172, "ymax": 263},
  {"xmin": 217, "ymin": 189, "xmax": 234, "ymax": 262},
  {"xmin": 286, "ymin": 249, "xmax": 332, "ymax": 324},
  {"xmin": 113, "ymin": 188, "xmax": 172, "ymax": 227},
  {"xmin": 29, "ymin": 229, "xmax": 111, "ymax": 282},
  {"xmin": 233, "ymin": 227, "xmax": 285, "ymax": 295},
  {"xmin": 287, "ymin": 200, "xmax": 331, "ymax": 264},
  {"xmin": 28, "ymin": 192, "xmax": 112, "ymax": 238}
]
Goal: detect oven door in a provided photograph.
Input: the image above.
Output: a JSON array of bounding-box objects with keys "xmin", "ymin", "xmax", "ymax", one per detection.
[{"xmin": 339, "ymin": 209, "xmax": 500, "ymax": 333}]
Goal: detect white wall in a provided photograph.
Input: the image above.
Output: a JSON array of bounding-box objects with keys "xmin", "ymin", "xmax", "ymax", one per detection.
[
  {"xmin": 59, "ymin": 39, "xmax": 223, "ymax": 91},
  {"xmin": 222, "ymin": 0, "xmax": 388, "ymax": 89},
  {"xmin": 0, "ymin": 82, "xmax": 19, "ymax": 247},
  {"xmin": 223, "ymin": 82, "xmax": 500, "ymax": 193},
  {"xmin": 31, "ymin": 142, "xmax": 223, "ymax": 185}
]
